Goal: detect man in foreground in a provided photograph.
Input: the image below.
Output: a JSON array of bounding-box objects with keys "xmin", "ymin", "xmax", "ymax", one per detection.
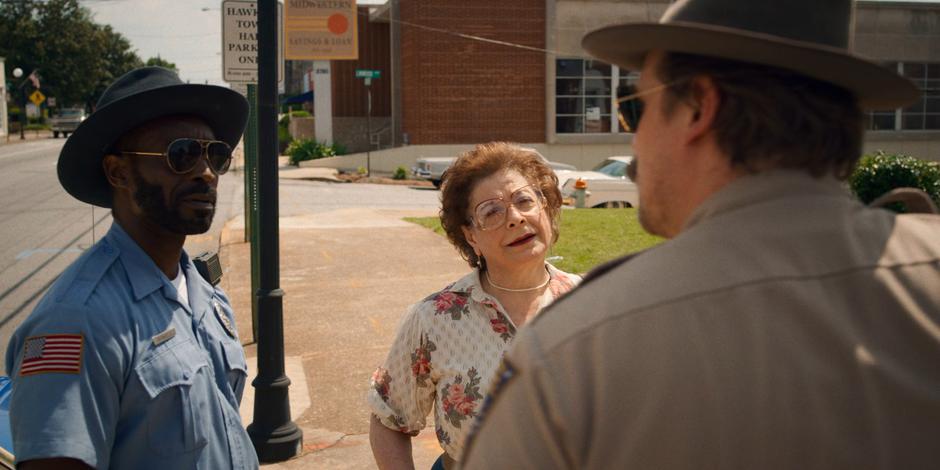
[
  {"xmin": 6, "ymin": 67, "xmax": 258, "ymax": 469},
  {"xmin": 462, "ymin": 0, "xmax": 940, "ymax": 468}
]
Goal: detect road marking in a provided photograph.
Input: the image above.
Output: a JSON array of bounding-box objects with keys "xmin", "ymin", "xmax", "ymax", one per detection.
[{"xmin": 16, "ymin": 248, "xmax": 83, "ymax": 260}]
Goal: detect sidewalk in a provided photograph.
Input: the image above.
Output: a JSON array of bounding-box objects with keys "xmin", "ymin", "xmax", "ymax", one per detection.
[
  {"xmin": 1, "ymin": 129, "xmax": 53, "ymax": 146},
  {"xmin": 218, "ymin": 193, "xmax": 471, "ymax": 468}
]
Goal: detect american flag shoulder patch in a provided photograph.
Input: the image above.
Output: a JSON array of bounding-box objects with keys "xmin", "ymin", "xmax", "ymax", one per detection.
[{"xmin": 19, "ymin": 334, "xmax": 84, "ymax": 376}]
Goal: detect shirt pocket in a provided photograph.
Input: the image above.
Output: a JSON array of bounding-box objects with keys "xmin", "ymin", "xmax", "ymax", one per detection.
[
  {"xmin": 135, "ymin": 338, "xmax": 212, "ymax": 455},
  {"xmin": 221, "ymin": 340, "xmax": 249, "ymax": 402}
]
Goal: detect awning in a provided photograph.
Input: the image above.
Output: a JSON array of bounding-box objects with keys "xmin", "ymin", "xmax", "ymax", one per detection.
[{"xmin": 282, "ymin": 91, "xmax": 313, "ymax": 104}]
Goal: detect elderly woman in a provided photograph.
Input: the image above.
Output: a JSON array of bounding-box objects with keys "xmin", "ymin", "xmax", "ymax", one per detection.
[{"xmin": 367, "ymin": 142, "xmax": 581, "ymax": 470}]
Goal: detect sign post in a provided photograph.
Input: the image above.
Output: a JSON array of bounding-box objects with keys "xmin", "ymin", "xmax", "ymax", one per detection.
[
  {"xmin": 355, "ymin": 69, "xmax": 380, "ymax": 176},
  {"xmin": 222, "ymin": 0, "xmax": 284, "ymax": 341}
]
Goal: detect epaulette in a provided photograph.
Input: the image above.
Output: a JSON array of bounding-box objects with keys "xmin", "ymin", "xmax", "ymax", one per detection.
[
  {"xmin": 529, "ymin": 249, "xmax": 648, "ymax": 326},
  {"xmin": 57, "ymin": 240, "xmax": 120, "ymax": 305}
]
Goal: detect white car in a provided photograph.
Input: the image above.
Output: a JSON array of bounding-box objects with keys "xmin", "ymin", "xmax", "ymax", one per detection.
[
  {"xmin": 413, "ymin": 151, "xmax": 577, "ymax": 189},
  {"xmin": 557, "ymin": 156, "xmax": 639, "ymax": 208}
]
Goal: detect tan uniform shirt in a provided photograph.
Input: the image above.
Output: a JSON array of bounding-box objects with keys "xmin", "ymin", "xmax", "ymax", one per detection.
[{"xmin": 461, "ymin": 171, "xmax": 940, "ymax": 470}]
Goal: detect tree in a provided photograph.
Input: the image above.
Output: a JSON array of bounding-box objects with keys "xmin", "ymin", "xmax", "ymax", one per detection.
[
  {"xmin": 145, "ymin": 55, "xmax": 178, "ymax": 73},
  {"xmin": 0, "ymin": 0, "xmax": 142, "ymax": 108}
]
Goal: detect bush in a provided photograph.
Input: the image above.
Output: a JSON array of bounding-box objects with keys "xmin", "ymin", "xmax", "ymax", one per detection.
[
  {"xmin": 287, "ymin": 139, "xmax": 340, "ymax": 165},
  {"xmin": 332, "ymin": 142, "xmax": 347, "ymax": 156},
  {"xmin": 278, "ymin": 126, "xmax": 292, "ymax": 154},
  {"xmin": 849, "ymin": 151, "xmax": 940, "ymax": 213},
  {"xmin": 393, "ymin": 166, "xmax": 408, "ymax": 180},
  {"xmin": 277, "ymin": 110, "xmax": 312, "ymax": 153},
  {"xmin": 357, "ymin": 166, "xmax": 368, "ymax": 175}
]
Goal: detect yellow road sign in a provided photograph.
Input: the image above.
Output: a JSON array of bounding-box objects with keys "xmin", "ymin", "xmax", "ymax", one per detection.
[{"xmin": 29, "ymin": 90, "xmax": 45, "ymax": 106}]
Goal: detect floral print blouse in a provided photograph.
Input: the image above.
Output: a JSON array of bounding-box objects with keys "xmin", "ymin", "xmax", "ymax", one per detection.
[{"xmin": 367, "ymin": 264, "xmax": 580, "ymax": 461}]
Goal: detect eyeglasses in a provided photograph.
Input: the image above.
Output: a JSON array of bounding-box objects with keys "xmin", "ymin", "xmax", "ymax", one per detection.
[
  {"xmin": 470, "ymin": 184, "xmax": 544, "ymax": 231},
  {"xmin": 616, "ymin": 81, "xmax": 675, "ymax": 133},
  {"xmin": 120, "ymin": 138, "xmax": 233, "ymax": 175}
]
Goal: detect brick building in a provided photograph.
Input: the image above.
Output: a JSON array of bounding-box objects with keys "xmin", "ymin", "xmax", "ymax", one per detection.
[{"xmin": 289, "ymin": 0, "xmax": 939, "ymax": 171}]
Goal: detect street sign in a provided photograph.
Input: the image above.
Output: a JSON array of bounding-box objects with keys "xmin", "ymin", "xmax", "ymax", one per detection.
[
  {"xmin": 222, "ymin": 0, "xmax": 284, "ymax": 84},
  {"xmin": 355, "ymin": 69, "xmax": 380, "ymax": 79},
  {"xmin": 47, "ymin": 97, "xmax": 56, "ymax": 107},
  {"xmin": 284, "ymin": 0, "xmax": 358, "ymax": 60},
  {"xmin": 29, "ymin": 90, "xmax": 45, "ymax": 106}
]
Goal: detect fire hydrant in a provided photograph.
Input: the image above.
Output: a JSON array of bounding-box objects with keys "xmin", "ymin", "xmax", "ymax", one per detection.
[{"xmin": 573, "ymin": 178, "xmax": 588, "ymax": 208}]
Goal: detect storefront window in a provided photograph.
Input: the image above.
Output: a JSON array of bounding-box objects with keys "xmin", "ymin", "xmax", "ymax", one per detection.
[
  {"xmin": 556, "ymin": 58, "xmax": 615, "ymax": 134},
  {"xmin": 867, "ymin": 62, "xmax": 939, "ymax": 131}
]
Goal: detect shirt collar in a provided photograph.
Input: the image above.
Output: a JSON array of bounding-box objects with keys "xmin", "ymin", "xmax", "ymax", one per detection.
[
  {"xmin": 104, "ymin": 222, "xmax": 210, "ymax": 316},
  {"xmin": 682, "ymin": 170, "xmax": 851, "ymax": 231}
]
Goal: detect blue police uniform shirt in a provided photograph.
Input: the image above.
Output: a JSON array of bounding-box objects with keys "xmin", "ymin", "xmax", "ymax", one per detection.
[{"xmin": 5, "ymin": 222, "xmax": 259, "ymax": 469}]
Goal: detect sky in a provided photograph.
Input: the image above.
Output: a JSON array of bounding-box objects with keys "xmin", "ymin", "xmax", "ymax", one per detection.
[
  {"xmin": 82, "ymin": 0, "xmax": 388, "ymax": 87},
  {"xmin": 82, "ymin": 0, "xmax": 936, "ymax": 87}
]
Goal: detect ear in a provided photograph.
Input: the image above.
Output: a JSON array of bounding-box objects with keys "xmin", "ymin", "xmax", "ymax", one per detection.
[
  {"xmin": 461, "ymin": 224, "xmax": 481, "ymax": 256},
  {"xmin": 683, "ymin": 75, "xmax": 720, "ymax": 145},
  {"xmin": 102, "ymin": 154, "xmax": 132, "ymax": 191}
]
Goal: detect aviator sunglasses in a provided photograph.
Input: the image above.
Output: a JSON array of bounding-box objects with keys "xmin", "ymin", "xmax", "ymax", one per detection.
[
  {"xmin": 616, "ymin": 81, "xmax": 676, "ymax": 133},
  {"xmin": 120, "ymin": 138, "xmax": 234, "ymax": 175}
]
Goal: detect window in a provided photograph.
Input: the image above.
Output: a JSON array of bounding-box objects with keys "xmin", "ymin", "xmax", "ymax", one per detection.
[
  {"xmin": 867, "ymin": 62, "xmax": 940, "ymax": 131},
  {"xmin": 556, "ymin": 58, "xmax": 619, "ymax": 134}
]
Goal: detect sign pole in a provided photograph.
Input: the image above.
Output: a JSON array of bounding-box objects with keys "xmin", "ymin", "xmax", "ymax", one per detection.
[
  {"xmin": 246, "ymin": 0, "xmax": 303, "ymax": 462},
  {"xmin": 366, "ymin": 77, "xmax": 372, "ymax": 177},
  {"xmin": 244, "ymin": 84, "xmax": 261, "ymax": 342}
]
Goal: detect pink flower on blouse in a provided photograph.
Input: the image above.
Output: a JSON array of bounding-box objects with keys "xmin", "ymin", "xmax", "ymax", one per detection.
[
  {"xmin": 448, "ymin": 383, "xmax": 465, "ymax": 402},
  {"xmin": 490, "ymin": 317, "xmax": 510, "ymax": 335},
  {"xmin": 456, "ymin": 397, "xmax": 476, "ymax": 416},
  {"xmin": 411, "ymin": 349, "xmax": 431, "ymax": 377},
  {"xmin": 434, "ymin": 292, "xmax": 464, "ymax": 312}
]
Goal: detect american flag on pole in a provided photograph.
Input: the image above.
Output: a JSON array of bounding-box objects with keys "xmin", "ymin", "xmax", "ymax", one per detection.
[{"xmin": 19, "ymin": 334, "xmax": 84, "ymax": 376}]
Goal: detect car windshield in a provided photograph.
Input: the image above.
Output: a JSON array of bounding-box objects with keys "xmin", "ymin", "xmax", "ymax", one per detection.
[{"xmin": 591, "ymin": 159, "xmax": 627, "ymax": 177}]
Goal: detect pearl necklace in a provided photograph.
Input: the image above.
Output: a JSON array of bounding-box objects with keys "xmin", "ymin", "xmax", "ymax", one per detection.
[{"xmin": 485, "ymin": 269, "xmax": 551, "ymax": 293}]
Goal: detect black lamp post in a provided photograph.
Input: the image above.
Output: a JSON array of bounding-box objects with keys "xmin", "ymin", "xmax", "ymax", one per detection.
[
  {"xmin": 245, "ymin": 0, "xmax": 303, "ymax": 462},
  {"xmin": 11, "ymin": 67, "xmax": 37, "ymax": 140}
]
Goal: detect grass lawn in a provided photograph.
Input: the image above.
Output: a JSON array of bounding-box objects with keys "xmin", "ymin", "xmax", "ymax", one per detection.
[{"xmin": 404, "ymin": 208, "xmax": 664, "ymax": 274}]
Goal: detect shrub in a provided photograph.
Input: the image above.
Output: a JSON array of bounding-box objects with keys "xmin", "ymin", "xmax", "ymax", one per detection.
[
  {"xmin": 357, "ymin": 166, "xmax": 368, "ymax": 175},
  {"xmin": 278, "ymin": 126, "xmax": 292, "ymax": 154},
  {"xmin": 849, "ymin": 151, "xmax": 940, "ymax": 213},
  {"xmin": 332, "ymin": 142, "xmax": 347, "ymax": 156},
  {"xmin": 277, "ymin": 110, "xmax": 312, "ymax": 153},
  {"xmin": 393, "ymin": 166, "xmax": 408, "ymax": 180},
  {"xmin": 287, "ymin": 139, "xmax": 339, "ymax": 165}
]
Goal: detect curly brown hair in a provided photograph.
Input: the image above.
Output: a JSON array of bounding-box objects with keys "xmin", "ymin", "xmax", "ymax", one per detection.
[{"xmin": 440, "ymin": 142, "xmax": 562, "ymax": 269}]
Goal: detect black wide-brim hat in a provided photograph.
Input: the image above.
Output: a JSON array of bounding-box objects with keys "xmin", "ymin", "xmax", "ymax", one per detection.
[
  {"xmin": 58, "ymin": 67, "xmax": 249, "ymax": 208},
  {"xmin": 582, "ymin": 0, "xmax": 920, "ymax": 110}
]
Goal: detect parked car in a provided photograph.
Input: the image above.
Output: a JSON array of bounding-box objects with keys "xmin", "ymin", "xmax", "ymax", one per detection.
[
  {"xmin": 412, "ymin": 150, "xmax": 577, "ymax": 188},
  {"xmin": 558, "ymin": 156, "xmax": 639, "ymax": 208},
  {"xmin": 49, "ymin": 107, "xmax": 87, "ymax": 138}
]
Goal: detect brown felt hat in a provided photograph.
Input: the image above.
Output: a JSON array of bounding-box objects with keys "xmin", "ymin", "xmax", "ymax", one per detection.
[{"xmin": 582, "ymin": 0, "xmax": 920, "ymax": 110}]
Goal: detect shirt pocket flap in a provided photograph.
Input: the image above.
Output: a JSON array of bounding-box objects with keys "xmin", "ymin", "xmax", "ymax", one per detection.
[
  {"xmin": 135, "ymin": 338, "xmax": 209, "ymax": 399},
  {"xmin": 221, "ymin": 340, "xmax": 248, "ymax": 375}
]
